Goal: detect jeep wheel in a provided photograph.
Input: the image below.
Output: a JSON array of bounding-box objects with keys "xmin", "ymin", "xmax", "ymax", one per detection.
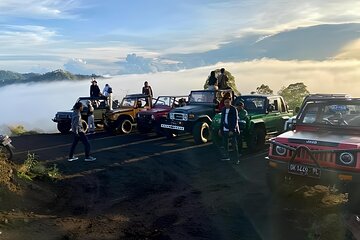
[
  {"xmin": 57, "ymin": 122, "xmax": 71, "ymax": 134},
  {"xmin": 117, "ymin": 118, "xmax": 133, "ymax": 134},
  {"xmin": 81, "ymin": 120, "xmax": 88, "ymax": 133},
  {"xmin": 248, "ymin": 127, "xmax": 266, "ymax": 152},
  {"xmin": 193, "ymin": 121, "xmax": 211, "ymax": 144}
]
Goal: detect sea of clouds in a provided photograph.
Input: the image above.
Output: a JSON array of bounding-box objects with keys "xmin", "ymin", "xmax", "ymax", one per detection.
[{"xmin": 1, "ymin": 59, "xmax": 359, "ymax": 134}]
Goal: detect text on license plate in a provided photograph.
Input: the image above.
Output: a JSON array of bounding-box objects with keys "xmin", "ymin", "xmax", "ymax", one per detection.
[
  {"xmin": 288, "ymin": 163, "xmax": 321, "ymax": 178},
  {"xmin": 160, "ymin": 124, "xmax": 185, "ymax": 131}
]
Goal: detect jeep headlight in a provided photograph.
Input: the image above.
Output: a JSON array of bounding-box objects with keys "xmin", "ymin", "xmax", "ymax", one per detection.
[
  {"xmin": 183, "ymin": 114, "xmax": 188, "ymax": 121},
  {"xmin": 275, "ymin": 146, "xmax": 287, "ymax": 156},
  {"xmin": 339, "ymin": 152, "xmax": 354, "ymax": 165},
  {"xmin": 151, "ymin": 115, "xmax": 155, "ymax": 120},
  {"xmin": 137, "ymin": 113, "xmax": 140, "ymax": 118},
  {"xmin": 169, "ymin": 113, "xmax": 175, "ymax": 120},
  {"xmin": 188, "ymin": 113, "xmax": 195, "ymax": 119}
]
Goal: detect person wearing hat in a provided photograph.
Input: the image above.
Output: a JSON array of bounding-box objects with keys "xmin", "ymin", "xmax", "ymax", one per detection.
[
  {"xmin": 90, "ymin": 79, "xmax": 101, "ymax": 98},
  {"xmin": 87, "ymin": 100, "xmax": 95, "ymax": 134}
]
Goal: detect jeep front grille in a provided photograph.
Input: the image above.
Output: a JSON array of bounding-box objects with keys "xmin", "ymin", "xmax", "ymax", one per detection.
[{"xmin": 279, "ymin": 145, "xmax": 336, "ymax": 163}]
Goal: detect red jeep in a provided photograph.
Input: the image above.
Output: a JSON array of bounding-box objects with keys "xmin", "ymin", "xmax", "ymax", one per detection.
[
  {"xmin": 267, "ymin": 97, "xmax": 360, "ymax": 201},
  {"xmin": 137, "ymin": 95, "xmax": 187, "ymax": 134}
]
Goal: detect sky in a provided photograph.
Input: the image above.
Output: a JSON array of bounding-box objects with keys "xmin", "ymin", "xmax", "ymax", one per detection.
[{"xmin": 1, "ymin": 0, "xmax": 360, "ymax": 74}]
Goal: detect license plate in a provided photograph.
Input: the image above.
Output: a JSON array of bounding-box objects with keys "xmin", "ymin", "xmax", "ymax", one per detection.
[
  {"xmin": 160, "ymin": 124, "xmax": 185, "ymax": 131},
  {"xmin": 288, "ymin": 163, "xmax": 321, "ymax": 178}
]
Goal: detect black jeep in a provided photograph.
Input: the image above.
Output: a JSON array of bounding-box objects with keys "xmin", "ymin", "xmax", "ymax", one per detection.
[
  {"xmin": 52, "ymin": 96, "xmax": 119, "ymax": 133},
  {"xmin": 161, "ymin": 89, "xmax": 234, "ymax": 144}
]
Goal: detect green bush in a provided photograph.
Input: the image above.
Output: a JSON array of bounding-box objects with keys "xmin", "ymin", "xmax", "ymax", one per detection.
[{"xmin": 17, "ymin": 153, "xmax": 61, "ymax": 181}]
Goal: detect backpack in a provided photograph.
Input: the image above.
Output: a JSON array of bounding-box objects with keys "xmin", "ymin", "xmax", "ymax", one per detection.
[{"xmin": 108, "ymin": 87, "xmax": 113, "ymax": 93}]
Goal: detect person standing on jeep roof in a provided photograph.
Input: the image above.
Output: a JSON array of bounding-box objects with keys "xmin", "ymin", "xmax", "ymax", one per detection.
[
  {"xmin": 207, "ymin": 71, "xmax": 218, "ymax": 90},
  {"xmin": 68, "ymin": 102, "xmax": 96, "ymax": 162},
  {"xmin": 217, "ymin": 68, "xmax": 229, "ymax": 90},
  {"xmin": 103, "ymin": 84, "xmax": 113, "ymax": 110},
  {"xmin": 218, "ymin": 96, "xmax": 240, "ymax": 164},
  {"xmin": 142, "ymin": 81, "xmax": 153, "ymax": 106},
  {"xmin": 87, "ymin": 100, "xmax": 95, "ymax": 134},
  {"xmin": 90, "ymin": 79, "xmax": 101, "ymax": 98}
]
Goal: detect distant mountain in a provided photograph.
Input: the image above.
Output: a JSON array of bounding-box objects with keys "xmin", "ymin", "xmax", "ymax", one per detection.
[
  {"xmin": 117, "ymin": 23, "xmax": 360, "ymax": 74},
  {"xmin": 0, "ymin": 69, "xmax": 102, "ymax": 87}
]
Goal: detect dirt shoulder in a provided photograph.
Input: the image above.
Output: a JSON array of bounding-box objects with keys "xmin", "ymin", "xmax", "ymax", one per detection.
[{"xmin": 0, "ymin": 132, "xmax": 356, "ymax": 239}]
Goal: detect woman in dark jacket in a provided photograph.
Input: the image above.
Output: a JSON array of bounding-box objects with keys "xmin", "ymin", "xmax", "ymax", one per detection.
[
  {"xmin": 218, "ymin": 97, "xmax": 240, "ymax": 163},
  {"xmin": 207, "ymin": 71, "xmax": 218, "ymax": 90}
]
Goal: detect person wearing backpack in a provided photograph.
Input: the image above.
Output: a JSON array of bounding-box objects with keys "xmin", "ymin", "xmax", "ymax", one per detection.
[{"xmin": 103, "ymin": 84, "xmax": 113, "ymax": 110}]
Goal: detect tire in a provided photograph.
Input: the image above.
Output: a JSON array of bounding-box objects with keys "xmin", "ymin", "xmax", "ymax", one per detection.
[
  {"xmin": 193, "ymin": 121, "xmax": 211, "ymax": 144},
  {"xmin": 116, "ymin": 118, "xmax": 133, "ymax": 134},
  {"xmin": 247, "ymin": 126, "xmax": 266, "ymax": 152},
  {"xmin": 57, "ymin": 122, "xmax": 71, "ymax": 134},
  {"xmin": 0, "ymin": 145, "xmax": 13, "ymax": 160},
  {"xmin": 81, "ymin": 119, "xmax": 88, "ymax": 133}
]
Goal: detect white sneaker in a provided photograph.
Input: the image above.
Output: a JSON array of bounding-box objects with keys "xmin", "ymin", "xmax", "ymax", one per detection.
[
  {"xmin": 68, "ymin": 156, "xmax": 79, "ymax": 162},
  {"xmin": 84, "ymin": 156, "xmax": 96, "ymax": 162}
]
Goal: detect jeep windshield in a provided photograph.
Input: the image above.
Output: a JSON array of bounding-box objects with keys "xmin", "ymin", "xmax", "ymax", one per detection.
[
  {"xmin": 120, "ymin": 97, "xmax": 148, "ymax": 108},
  {"xmin": 189, "ymin": 91, "xmax": 215, "ymax": 104},
  {"xmin": 237, "ymin": 96, "xmax": 266, "ymax": 114},
  {"xmin": 154, "ymin": 96, "xmax": 173, "ymax": 107},
  {"xmin": 298, "ymin": 99, "xmax": 360, "ymax": 128}
]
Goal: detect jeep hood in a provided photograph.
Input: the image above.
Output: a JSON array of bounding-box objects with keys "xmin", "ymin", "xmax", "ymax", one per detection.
[
  {"xmin": 140, "ymin": 106, "xmax": 170, "ymax": 115},
  {"xmin": 275, "ymin": 130, "xmax": 360, "ymax": 146},
  {"xmin": 106, "ymin": 108, "xmax": 132, "ymax": 115},
  {"xmin": 171, "ymin": 105, "xmax": 211, "ymax": 113}
]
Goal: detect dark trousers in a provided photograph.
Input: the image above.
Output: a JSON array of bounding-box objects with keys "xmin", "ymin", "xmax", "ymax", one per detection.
[
  {"xmin": 69, "ymin": 132, "xmax": 90, "ymax": 158},
  {"xmin": 222, "ymin": 131, "xmax": 239, "ymax": 159}
]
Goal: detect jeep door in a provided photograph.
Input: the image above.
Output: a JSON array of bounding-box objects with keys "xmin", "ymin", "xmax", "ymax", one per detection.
[{"xmin": 264, "ymin": 97, "xmax": 286, "ymax": 133}]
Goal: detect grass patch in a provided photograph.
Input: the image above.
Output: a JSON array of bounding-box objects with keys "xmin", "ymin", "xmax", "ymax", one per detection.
[{"xmin": 17, "ymin": 153, "xmax": 61, "ymax": 181}]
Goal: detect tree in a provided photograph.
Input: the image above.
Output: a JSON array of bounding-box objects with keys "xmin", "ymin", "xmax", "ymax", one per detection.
[
  {"xmin": 255, "ymin": 84, "xmax": 273, "ymax": 95},
  {"xmin": 203, "ymin": 69, "xmax": 240, "ymax": 95},
  {"xmin": 278, "ymin": 82, "xmax": 310, "ymax": 110}
]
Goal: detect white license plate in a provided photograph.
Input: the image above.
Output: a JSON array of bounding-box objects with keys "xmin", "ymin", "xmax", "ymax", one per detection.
[
  {"xmin": 161, "ymin": 124, "xmax": 185, "ymax": 131},
  {"xmin": 288, "ymin": 163, "xmax": 321, "ymax": 178}
]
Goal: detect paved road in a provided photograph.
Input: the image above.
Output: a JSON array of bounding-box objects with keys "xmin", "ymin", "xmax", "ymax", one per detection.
[{"xmin": 10, "ymin": 132, "xmax": 355, "ymax": 240}]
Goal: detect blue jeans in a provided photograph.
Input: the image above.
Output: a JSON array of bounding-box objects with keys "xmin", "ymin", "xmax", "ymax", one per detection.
[
  {"xmin": 222, "ymin": 131, "xmax": 239, "ymax": 159},
  {"xmin": 69, "ymin": 132, "xmax": 90, "ymax": 158}
]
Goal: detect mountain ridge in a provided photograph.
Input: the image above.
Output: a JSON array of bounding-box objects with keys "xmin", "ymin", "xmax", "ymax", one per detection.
[{"xmin": 0, "ymin": 69, "xmax": 102, "ymax": 87}]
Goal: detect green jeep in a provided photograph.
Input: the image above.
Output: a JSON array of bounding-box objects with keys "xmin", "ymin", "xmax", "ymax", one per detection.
[{"xmin": 212, "ymin": 94, "xmax": 292, "ymax": 152}]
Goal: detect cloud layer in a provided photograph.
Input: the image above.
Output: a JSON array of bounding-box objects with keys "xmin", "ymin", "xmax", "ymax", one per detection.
[{"xmin": 1, "ymin": 58, "xmax": 360, "ymax": 133}]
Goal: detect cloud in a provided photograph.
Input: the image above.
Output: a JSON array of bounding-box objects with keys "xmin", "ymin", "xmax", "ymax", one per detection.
[
  {"xmin": 116, "ymin": 53, "xmax": 183, "ymax": 74},
  {"xmin": 0, "ymin": 0, "xmax": 81, "ymax": 19},
  {"xmin": 1, "ymin": 58, "xmax": 360, "ymax": 133},
  {"xmin": 0, "ymin": 25, "xmax": 57, "ymax": 47}
]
